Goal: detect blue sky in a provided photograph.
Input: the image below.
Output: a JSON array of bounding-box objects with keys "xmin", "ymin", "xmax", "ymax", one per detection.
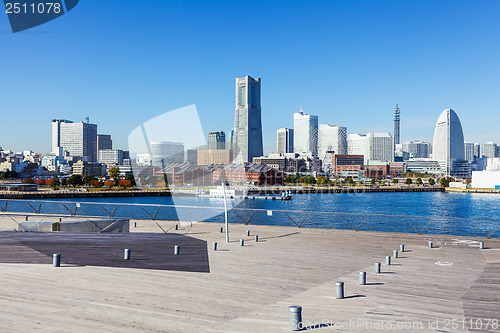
[{"xmin": 1, "ymin": 0, "xmax": 499, "ymax": 154}]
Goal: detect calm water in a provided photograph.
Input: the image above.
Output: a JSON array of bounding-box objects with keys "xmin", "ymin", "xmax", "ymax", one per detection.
[{"xmin": 4, "ymin": 192, "xmax": 500, "ymax": 238}]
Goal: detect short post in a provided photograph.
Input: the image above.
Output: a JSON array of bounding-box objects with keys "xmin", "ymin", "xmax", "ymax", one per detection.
[
  {"xmin": 335, "ymin": 281, "xmax": 344, "ymax": 299},
  {"xmin": 479, "ymin": 242, "xmax": 484, "ymax": 249},
  {"xmin": 213, "ymin": 242, "xmax": 217, "ymax": 251},
  {"xmin": 359, "ymin": 271, "xmax": 366, "ymax": 285},
  {"xmin": 175, "ymin": 224, "xmax": 179, "ymax": 230},
  {"xmin": 240, "ymin": 239, "xmax": 244, "ymax": 246},
  {"xmin": 289, "ymin": 306, "xmax": 302, "ymax": 331},
  {"xmin": 246, "ymin": 230, "xmax": 250, "ymax": 236},
  {"xmin": 53, "ymin": 253, "xmax": 61, "ymax": 267},
  {"xmin": 375, "ymin": 262, "xmax": 381, "ymax": 273},
  {"xmin": 124, "ymin": 249, "xmax": 130, "ymax": 260},
  {"xmin": 174, "ymin": 245, "xmax": 179, "ymax": 255},
  {"xmin": 400, "ymin": 244, "xmax": 405, "ymax": 252},
  {"xmin": 255, "ymin": 235, "xmax": 259, "ymax": 242},
  {"xmin": 385, "ymin": 255, "xmax": 391, "ymax": 265},
  {"xmin": 133, "ymin": 222, "xmax": 137, "ymax": 228},
  {"xmin": 393, "ymin": 250, "xmax": 398, "ymax": 258},
  {"xmin": 428, "ymin": 241, "xmax": 433, "ymax": 248},
  {"xmin": 220, "ymin": 226, "xmax": 223, "ymax": 233}
]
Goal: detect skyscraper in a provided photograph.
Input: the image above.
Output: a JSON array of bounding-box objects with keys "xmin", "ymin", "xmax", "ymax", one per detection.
[
  {"xmin": 464, "ymin": 142, "xmax": 480, "ymax": 162},
  {"xmin": 51, "ymin": 119, "xmax": 98, "ymax": 162},
  {"xmin": 276, "ymin": 128, "xmax": 294, "ymax": 154},
  {"xmin": 208, "ymin": 131, "xmax": 226, "ymax": 150},
  {"xmin": 233, "ymin": 76, "xmax": 263, "ymax": 163},
  {"xmin": 482, "ymin": 142, "xmax": 498, "ymax": 158},
  {"xmin": 394, "ymin": 104, "xmax": 400, "ymax": 145},
  {"xmin": 97, "ymin": 134, "xmax": 112, "ymax": 151},
  {"xmin": 293, "ymin": 109, "xmax": 318, "ymax": 156},
  {"xmin": 402, "ymin": 141, "xmax": 432, "ymax": 159},
  {"xmin": 348, "ymin": 133, "xmax": 394, "ymax": 163},
  {"xmin": 318, "ymin": 124, "xmax": 347, "ymax": 159},
  {"xmin": 432, "ymin": 108, "xmax": 465, "ymax": 175}
]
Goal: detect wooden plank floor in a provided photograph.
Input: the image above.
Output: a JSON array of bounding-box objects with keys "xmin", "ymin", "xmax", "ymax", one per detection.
[{"xmin": 0, "ymin": 216, "xmax": 499, "ymax": 332}]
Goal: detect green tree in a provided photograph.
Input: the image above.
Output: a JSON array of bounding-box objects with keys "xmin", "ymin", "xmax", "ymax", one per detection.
[
  {"xmin": 371, "ymin": 178, "xmax": 376, "ymax": 186},
  {"xmin": 61, "ymin": 178, "xmax": 67, "ymax": 187},
  {"xmin": 83, "ymin": 175, "xmax": 96, "ymax": 187},
  {"xmin": 392, "ymin": 178, "xmax": 398, "ymax": 184},
  {"xmin": 428, "ymin": 178, "xmax": 435, "ymax": 186},
  {"xmin": 416, "ymin": 178, "xmax": 423, "ymax": 185},
  {"xmin": 68, "ymin": 174, "xmax": 83, "ymax": 187},
  {"xmin": 50, "ymin": 177, "xmax": 60, "ymax": 189},
  {"xmin": 440, "ymin": 177, "xmax": 454, "ymax": 187},
  {"xmin": 109, "ymin": 167, "xmax": 121, "ymax": 182},
  {"xmin": 405, "ymin": 178, "xmax": 412, "ymax": 185},
  {"xmin": 125, "ymin": 174, "xmax": 136, "ymax": 186}
]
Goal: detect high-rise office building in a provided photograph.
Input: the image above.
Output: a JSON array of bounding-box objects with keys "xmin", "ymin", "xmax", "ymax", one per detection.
[
  {"xmin": 348, "ymin": 133, "xmax": 394, "ymax": 163},
  {"xmin": 402, "ymin": 141, "xmax": 431, "ymax": 159},
  {"xmin": 233, "ymin": 76, "xmax": 263, "ymax": 163},
  {"xmin": 208, "ymin": 131, "xmax": 226, "ymax": 150},
  {"xmin": 150, "ymin": 141, "xmax": 185, "ymax": 167},
  {"xmin": 97, "ymin": 134, "xmax": 112, "ymax": 151},
  {"xmin": 276, "ymin": 128, "xmax": 294, "ymax": 154},
  {"xmin": 293, "ymin": 109, "xmax": 318, "ymax": 156},
  {"xmin": 51, "ymin": 119, "xmax": 98, "ymax": 162},
  {"xmin": 98, "ymin": 149, "xmax": 128, "ymax": 166},
  {"xmin": 432, "ymin": 108, "xmax": 465, "ymax": 175},
  {"xmin": 394, "ymin": 104, "xmax": 400, "ymax": 145},
  {"xmin": 318, "ymin": 124, "xmax": 347, "ymax": 159},
  {"xmin": 464, "ymin": 142, "xmax": 480, "ymax": 162},
  {"xmin": 482, "ymin": 142, "xmax": 498, "ymax": 158},
  {"xmin": 348, "ymin": 134, "xmax": 367, "ymax": 156}
]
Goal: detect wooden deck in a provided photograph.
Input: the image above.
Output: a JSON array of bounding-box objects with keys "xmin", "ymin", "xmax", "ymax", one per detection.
[{"xmin": 0, "ymin": 215, "xmax": 499, "ymax": 332}]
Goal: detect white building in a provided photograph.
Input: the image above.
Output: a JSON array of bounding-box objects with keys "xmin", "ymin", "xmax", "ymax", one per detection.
[
  {"xmin": 98, "ymin": 149, "xmax": 128, "ymax": 166},
  {"xmin": 482, "ymin": 142, "xmax": 498, "ymax": 158},
  {"xmin": 432, "ymin": 108, "xmax": 466, "ymax": 175},
  {"xmin": 150, "ymin": 141, "xmax": 184, "ymax": 166},
  {"xmin": 348, "ymin": 133, "xmax": 367, "ymax": 156},
  {"xmin": 402, "ymin": 141, "xmax": 432, "ymax": 159},
  {"xmin": 293, "ymin": 109, "xmax": 318, "ymax": 156},
  {"xmin": 51, "ymin": 119, "xmax": 98, "ymax": 162},
  {"xmin": 464, "ymin": 142, "xmax": 480, "ymax": 162},
  {"xmin": 318, "ymin": 124, "xmax": 347, "ymax": 159},
  {"xmin": 349, "ymin": 133, "xmax": 393, "ymax": 164},
  {"xmin": 276, "ymin": 128, "xmax": 294, "ymax": 154}
]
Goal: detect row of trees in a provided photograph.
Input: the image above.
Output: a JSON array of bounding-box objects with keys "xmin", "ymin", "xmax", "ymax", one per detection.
[{"xmin": 284, "ymin": 174, "xmax": 444, "ymax": 187}]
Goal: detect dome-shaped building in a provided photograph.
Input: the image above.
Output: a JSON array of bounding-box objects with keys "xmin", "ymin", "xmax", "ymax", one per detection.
[{"xmin": 432, "ymin": 108, "xmax": 465, "ymax": 176}]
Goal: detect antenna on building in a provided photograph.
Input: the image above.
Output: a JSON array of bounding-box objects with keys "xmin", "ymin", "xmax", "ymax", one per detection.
[
  {"xmin": 85, "ymin": 116, "xmax": 89, "ymax": 123},
  {"xmin": 299, "ymin": 105, "xmax": 304, "ymax": 114}
]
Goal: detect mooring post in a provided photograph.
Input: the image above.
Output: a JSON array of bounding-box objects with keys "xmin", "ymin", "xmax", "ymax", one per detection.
[
  {"xmin": 429, "ymin": 241, "xmax": 433, "ymax": 248},
  {"xmin": 479, "ymin": 242, "xmax": 484, "ymax": 249},
  {"xmin": 174, "ymin": 245, "xmax": 179, "ymax": 255},
  {"xmin": 393, "ymin": 250, "xmax": 398, "ymax": 258},
  {"xmin": 375, "ymin": 262, "xmax": 381, "ymax": 273},
  {"xmin": 385, "ymin": 255, "xmax": 391, "ymax": 265},
  {"xmin": 359, "ymin": 271, "xmax": 366, "ymax": 285},
  {"xmin": 246, "ymin": 230, "xmax": 250, "ymax": 236},
  {"xmin": 289, "ymin": 306, "xmax": 302, "ymax": 331},
  {"xmin": 335, "ymin": 281, "xmax": 344, "ymax": 299},
  {"xmin": 53, "ymin": 253, "xmax": 61, "ymax": 267},
  {"xmin": 255, "ymin": 235, "xmax": 259, "ymax": 242},
  {"xmin": 400, "ymin": 244, "xmax": 405, "ymax": 252},
  {"xmin": 124, "ymin": 249, "xmax": 131, "ymax": 260},
  {"xmin": 240, "ymin": 239, "xmax": 244, "ymax": 246},
  {"xmin": 213, "ymin": 242, "xmax": 217, "ymax": 250}
]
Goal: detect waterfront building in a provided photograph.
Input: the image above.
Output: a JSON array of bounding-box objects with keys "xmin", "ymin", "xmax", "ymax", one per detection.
[
  {"xmin": 97, "ymin": 134, "xmax": 112, "ymax": 151},
  {"xmin": 394, "ymin": 104, "xmax": 400, "ymax": 145},
  {"xmin": 276, "ymin": 128, "xmax": 294, "ymax": 154},
  {"xmin": 464, "ymin": 142, "xmax": 480, "ymax": 162},
  {"xmin": 98, "ymin": 149, "xmax": 129, "ymax": 166},
  {"xmin": 208, "ymin": 131, "xmax": 226, "ymax": 150},
  {"xmin": 150, "ymin": 141, "xmax": 184, "ymax": 167},
  {"xmin": 318, "ymin": 124, "xmax": 347, "ymax": 159},
  {"xmin": 366, "ymin": 162, "xmax": 389, "ymax": 179},
  {"xmin": 253, "ymin": 153, "xmax": 307, "ymax": 172},
  {"xmin": 348, "ymin": 134, "xmax": 367, "ymax": 157},
  {"xmin": 72, "ymin": 161, "xmax": 106, "ymax": 177},
  {"xmin": 402, "ymin": 141, "xmax": 431, "ymax": 159},
  {"xmin": 389, "ymin": 162, "xmax": 405, "ymax": 177},
  {"xmin": 367, "ymin": 133, "xmax": 394, "ymax": 163},
  {"xmin": 432, "ymin": 108, "xmax": 466, "ymax": 175},
  {"xmin": 332, "ymin": 154, "xmax": 364, "ymax": 176},
  {"xmin": 197, "ymin": 149, "xmax": 233, "ymax": 166},
  {"xmin": 233, "ymin": 76, "xmax": 263, "ymax": 163},
  {"xmin": 293, "ymin": 109, "xmax": 318, "ymax": 156},
  {"xmin": 405, "ymin": 159, "xmax": 442, "ymax": 175},
  {"xmin": 482, "ymin": 142, "xmax": 498, "ymax": 158},
  {"xmin": 51, "ymin": 119, "xmax": 98, "ymax": 162}
]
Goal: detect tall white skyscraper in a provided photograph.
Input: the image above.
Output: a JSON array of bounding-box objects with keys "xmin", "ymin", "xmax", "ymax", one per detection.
[
  {"xmin": 52, "ymin": 119, "xmax": 98, "ymax": 162},
  {"xmin": 432, "ymin": 108, "xmax": 465, "ymax": 175},
  {"xmin": 276, "ymin": 128, "xmax": 294, "ymax": 154},
  {"xmin": 464, "ymin": 142, "xmax": 480, "ymax": 162},
  {"xmin": 233, "ymin": 76, "xmax": 263, "ymax": 163},
  {"xmin": 482, "ymin": 142, "xmax": 498, "ymax": 158},
  {"xmin": 318, "ymin": 124, "xmax": 347, "ymax": 159},
  {"xmin": 293, "ymin": 109, "xmax": 318, "ymax": 156},
  {"xmin": 348, "ymin": 134, "xmax": 367, "ymax": 156},
  {"xmin": 403, "ymin": 141, "xmax": 432, "ymax": 159},
  {"xmin": 348, "ymin": 133, "xmax": 394, "ymax": 163}
]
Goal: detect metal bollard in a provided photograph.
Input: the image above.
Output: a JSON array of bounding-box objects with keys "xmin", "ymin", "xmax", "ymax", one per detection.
[
  {"xmin": 393, "ymin": 250, "xmax": 398, "ymax": 258},
  {"xmin": 175, "ymin": 224, "xmax": 179, "ymax": 230},
  {"xmin": 255, "ymin": 235, "xmax": 259, "ymax": 242},
  {"xmin": 174, "ymin": 245, "xmax": 179, "ymax": 255},
  {"xmin": 400, "ymin": 244, "xmax": 405, "ymax": 252},
  {"xmin": 134, "ymin": 222, "xmax": 137, "ymax": 228},
  {"xmin": 53, "ymin": 253, "xmax": 61, "ymax": 267},
  {"xmin": 385, "ymin": 256, "xmax": 391, "ymax": 265},
  {"xmin": 246, "ymin": 230, "xmax": 250, "ymax": 236},
  {"xmin": 289, "ymin": 306, "xmax": 302, "ymax": 331},
  {"xmin": 359, "ymin": 271, "xmax": 366, "ymax": 285},
  {"xmin": 213, "ymin": 242, "xmax": 217, "ymax": 250},
  {"xmin": 335, "ymin": 281, "xmax": 344, "ymax": 299},
  {"xmin": 220, "ymin": 227, "xmax": 223, "ymax": 233},
  {"xmin": 479, "ymin": 242, "xmax": 484, "ymax": 249},
  {"xmin": 428, "ymin": 241, "xmax": 433, "ymax": 248},
  {"xmin": 240, "ymin": 239, "xmax": 244, "ymax": 246},
  {"xmin": 375, "ymin": 262, "xmax": 381, "ymax": 273},
  {"xmin": 124, "ymin": 249, "xmax": 130, "ymax": 260}
]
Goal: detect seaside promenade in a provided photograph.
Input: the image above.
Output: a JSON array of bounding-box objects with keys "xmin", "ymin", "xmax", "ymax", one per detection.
[{"xmin": 0, "ymin": 215, "xmax": 498, "ymax": 332}]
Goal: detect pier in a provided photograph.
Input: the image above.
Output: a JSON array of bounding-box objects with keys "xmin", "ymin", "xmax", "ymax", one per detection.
[{"xmin": 0, "ymin": 216, "xmax": 498, "ymax": 332}]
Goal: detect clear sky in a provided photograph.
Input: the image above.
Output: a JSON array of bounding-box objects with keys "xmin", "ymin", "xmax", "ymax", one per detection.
[{"xmin": 1, "ymin": 0, "xmax": 499, "ymax": 154}]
